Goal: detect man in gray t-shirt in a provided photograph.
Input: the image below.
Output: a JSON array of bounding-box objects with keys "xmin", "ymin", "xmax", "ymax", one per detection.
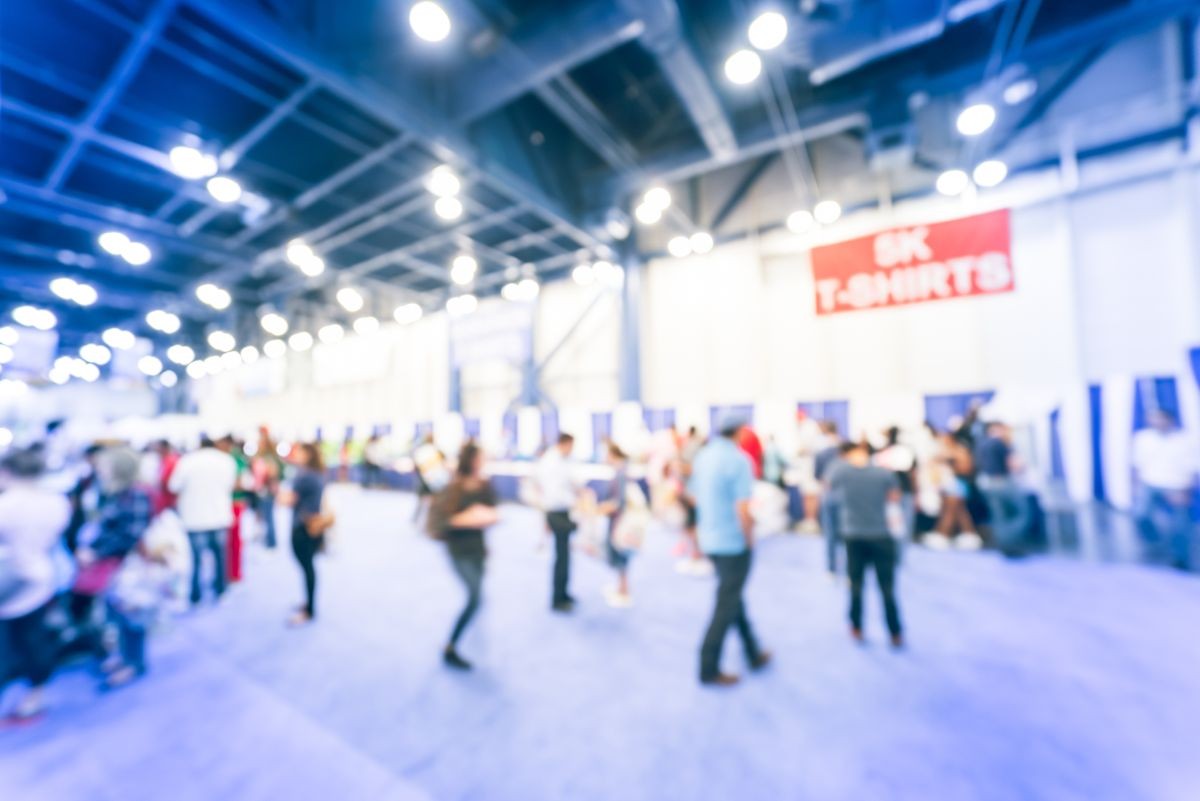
[{"xmin": 828, "ymin": 441, "xmax": 904, "ymax": 647}]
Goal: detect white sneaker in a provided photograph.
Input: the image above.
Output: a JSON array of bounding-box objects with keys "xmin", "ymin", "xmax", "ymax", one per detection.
[
  {"xmin": 955, "ymin": 532, "xmax": 983, "ymax": 551},
  {"xmin": 798, "ymin": 519, "xmax": 820, "ymax": 535},
  {"xmin": 604, "ymin": 587, "xmax": 634, "ymax": 608},
  {"xmin": 922, "ymin": 533, "xmax": 951, "ymax": 551}
]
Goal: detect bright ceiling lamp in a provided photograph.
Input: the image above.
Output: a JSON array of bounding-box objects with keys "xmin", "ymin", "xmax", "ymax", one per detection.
[
  {"xmin": 450, "ymin": 254, "xmax": 477, "ymax": 285},
  {"xmin": 814, "ymin": 199, "xmax": 842, "ymax": 225},
  {"xmin": 1003, "ymin": 78, "xmax": 1037, "ymax": 105},
  {"xmin": 80, "ymin": 343, "xmax": 111, "ymax": 365},
  {"xmin": 49, "ymin": 277, "xmax": 77, "ymax": 300},
  {"xmin": 98, "ymin": 231, "xmax": 130, "ymax": 255},
  {"xmin": 186, "ymin": 360, "xmax": 207, "ymax": 379},
  {"xmin": 426, "ymin": 165, "xmax": 461, "ymax": 197},
  {"xmin": 635, "ymin": 202, "xmax": 663, "ymax": 225},
  {"xmin": 0, "ymin": 345, "xmax": 13, "ymax": 365},
  {"xmin": 394, "ymin": 303, "xmax": 423, "ymax": 325},
  {"xmin": 48, "ymin": 367, "xmax": 70, "ymax": 385},
  {"xmin": 285, "ymin": 239, "xmax": 325, "ymax": 277},
  {"xmin": 956, "ymin": 102, "xmax": 996, "ymax": 136},
  {"xmin": 336, "ymin": 287, "xmax": 364, "ymax": 312},
  {"xmin": 689, "ymin": 231, "xmax": 714, "ymax": 255},
  {"xmin": 0, "ymin": 326, "xmax": 18, "ymax": 347},
  {"xmin": 288, "ymin": 331, "xmax": 314, "ymax": 352},
  {"xmin": 73, "ymin": 283, "xmax": 98, "ymax": 306},
  {"xmin": 936, "ymin": 168, "xmax": 970, "ymax": 196},
  {"xmin": 724, "ymin": 49, "xmax": 762, "ymax": 85},
  {"xmin": 973, "ymin": 159, "xmax": 1008, "ymax": 188},
  {"xmin": 435, "ymin": 196, "xmax": 464, "ymax": 221},
  {"xmin": 220, "ymin": 351, "xmax": 242, "ymax": 369},
  {"xmin": 748, "ymin": 11, "xmax": 788, "ymax": 51},
  {"xmin": 206, "ymin": 175, "xmax": 242, "ymax": 204},
  {"xmin": 102, "ymin": 327, "xmax": 135, "ymax": 350},
  {"xmin": 122, "ymin": 241, "xmax": 151, "ymax": 266},
  {"xmin": 787, "ymin": 209, "xmax": 814, "ymax": 233},
  {"xmin": 592, "ymin": 260, "xmax": 624, "ymax": 288},
  {"xmin": 146, "ymin": 309, "xmax": 181, "ymax": 334},
  {"xmin": 168, "ymin": 145, "xmax": 218, "ymax": 180},
  {"xmin": 263, "ymin": 339, "xmax": 287, "ymax": 359},
  {"xmin": 446, "ymin": 293, "xmax": 478, "ymax": 317},
  {"xmin": 318, "ymin": 323, "xmax": 345, "ymax": 344},
  {"xmin": 207, "ymin": 330, "xmax": 236, "ymax": 353},
  {"xmin": 137, "ymin": 355, "xmax": 163, "ymax": 377},
  {"xmin": 643, "ymin": 186, "xmax": 671, "ymax": 211},
  {"xmin": 409, "ymin": 1, "xmax": 451, "ymax": 43},
  {"xmin": 353, "ymin": 316, "xmax": 380, "ymax": 336},
  {"xmin": 159, "ymin": 370, "xmax": 178, "ymax": 388},
  {"xmin": 501, "ymin": 279, "xmax": 539, "ymax": 302},
  {"xmin": 195, "ymin": 283, "xmax": 232, "ymax": 310},
  {"xmin": 572, "ymin": 263, "xmax": 595, "ymax": 286},
  {"xmin": 240, "ymin": 345, "xmax": 259, "ymax": 364},
  {"xmin": 204, "ymin": 355, "xmax": 224, "ymax": 374},
  {"xmin": 260, "ymin": 312, "xmax": 289, "ymax": 336},
  {"xmin": 667, "ymin": 235, "xmax": 692, "ymax": 258},
  {"xmin": 12, "ymin": 305, "xmax": 56, "ymax": 331},
  {"xmin": 50, "ymin": 277, "xmax": 97, "ymax": 306},
  {"xmin": 166, "ymin": 344, "xmax": 195, "ymax": 365}
]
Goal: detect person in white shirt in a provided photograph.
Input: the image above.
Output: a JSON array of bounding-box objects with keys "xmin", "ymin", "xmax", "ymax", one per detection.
[
  {"xmin": 0, "ymin": 445, "xmax": 72, "ymax": 722},
  {"xmin": 168, "ymin": 437, "xmax": 237, "ymax": 604},
  {"xmin": 535, "ymin": 433, "xmax": 581, "ymax": 612},
  {"xmin": 1132, "ymin": 411, "xmax": 1196, "ymax": 570}
]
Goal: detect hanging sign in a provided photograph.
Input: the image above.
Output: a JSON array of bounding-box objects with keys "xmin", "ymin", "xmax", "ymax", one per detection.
[{"xmin": 810, "ymin": 208, "xmax": 1013, "ymax": 315}]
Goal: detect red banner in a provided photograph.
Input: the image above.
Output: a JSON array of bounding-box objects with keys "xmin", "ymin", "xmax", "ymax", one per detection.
[{"xmin": 810, "ymin": 209, "xmax": 1013, "ymax": 315}]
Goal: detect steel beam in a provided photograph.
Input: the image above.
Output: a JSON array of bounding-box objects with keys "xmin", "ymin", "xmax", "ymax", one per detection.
[{"xmin": 707, "ymin": 154, "xmax": 777, "ymax": 233}]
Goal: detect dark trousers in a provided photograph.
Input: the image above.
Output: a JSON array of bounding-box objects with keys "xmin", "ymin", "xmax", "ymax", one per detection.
[
  {"xmin": 1136, "ymin": 486, "xmax": 1194, "ymax": 569},
  {"xmin": 291, "ymin": 526, "xmax": 321, "ymax": 617},
  {"xmin": 188, "ymin": 528, "xmax": 227, "ymax": 604},
  {"xmin": 448, "ymin": 551, "xmax": 484, "ymax": 646},
  {"xmin": 258, "ymin": 492, "xmax": 277, "ymax": 549},
  {"xmin": 821, "ymin": 499, "xmax": 841, "ymax": 573},
  {"xmin": 699, "ymin": 551, "xmax": 762, "ymax": 680},
  {"xmin": 846, "ymin": 538, "xmax": 902, "ymax": 637},
  {"xmin": 108, "ymin": 602, "xmax": 147, "ymax": 673},
  {"xmin": 1, "ymin": 600, "xmax": 57, "ymax": 688},
  {"xmin": 546, "ymin": 511, "xmax": 575, "ymax": 605}
]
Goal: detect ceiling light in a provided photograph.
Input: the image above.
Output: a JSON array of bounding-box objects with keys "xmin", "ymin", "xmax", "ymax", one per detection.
[
  {"xmin": 1003, "ymin": 78, "xmax": 1037, "ymax": 106},
  {"xmin": 689, "ymin": 232, "xmax": 714, "ymax": 254},
  {"xmin": 159, "ymin": 370, "xmax": 178, "ymax": 388},
  {"xmin": 435, "ymin": 196, "xmax": 464, "ymax": 221},
  {"xmin": 409, "ymin": 1, "xmax": 451, "ymax": 43},
  {"xmin": 263, "ymin": 339, "xmax": 287, "ymax": 359},
  {"xmin": 748, "ymin": 11, "xmax": 788, "ymax": 51},
  {"xmin": 518, "ymin": 278, "xmax": 539, "ymax": 300},
  {"xmin": 122, "ymin": 241, "xmax": 151, "ymax": 266},
  {"xmin": 336, "ymin": 287, "xmax": 364, "ymax": 312},
  {"xmin": 635, "ymin": 203, "xmax": 662, "ymax": 225},
  {"xmin": 450, "ymin": 254, "xmax": 477, "ymax": 285},
  {"xmin": 604, "ymin": 210, "xmax": 631, "ymax": 241},
  {"xmin": 186, "ymin": 360, "xmax": 207, "ymax": 379},
  {"xmin": 204, "ymin": 355, "xmax": 224, "ymax": 374},
  {"xmin": 49, "ymin": 368, "xmax": 70, "ymax": 385},
  {"xmin": 0, "ymin": 326, "xmax": 17, "ymax": 347},
  {"xmin": 298, "ymin": 254, "xmax": 325, "ymax": 277},
  {"xmin": 446, "ymin": 294, "xmax": 478, "ymax": 317},
  {"xmin": 288, "ymin": 331, "xmax": 314, "ymax": 352},
  {"xmin": 13, "ymin": 306, "xmax": 55, "ymax": 330},
  {"xmin": 167, "ymin": 344, "xmax": 195, "ymax": 365},
  {"xmin": 667, "ymin": 236, "xmax": 692, "ymax": 258},
  {"xmin": 102, "ymin": 327, "xmax": 135, "ymax": 350},
  {"xmin": 353, "ymin": 316, "xmax": 379, "ymax": 336},
  {"xmin": 592, "ymin": 260, "xmax": 624, "ymax": 288},
  {"xmin": 146, "ymin": 309, "xmax": 181, "ymax": 334},
  {"xmin": 206, "ymin": 175, "xmax": 242, "ymax": 204},
  {"xmin": 137, "ymin": 355, "xmax": 163, "ymax": 377},
  {"xmin": 286, "ymin": 239, "xmax": 324, "ymax": 276},
  {"xmin": 724, "ymin": 49, "xmax": 762, "ymax": 85},
  {"xmin": 956, "ymin": 103, "xmax": 996, "ymax": 136},
  {"xmin": 72, "ymin": 283, "xmax": 98, "ymax": 306},
  {"xmin": 207, "ymin": 330, "xmax": 236, "ymax": 352},
  {"xmin": 936, "ymin": 169, "xmax": 970, "ymax": 196},
  {"xmin": 195, "ymin": 283, "xmax": 231, "ymax": 310},
  {"xmin": 77, "ymin": 362, "xmax": 100, "ymax": 383},
  {"xmin": 426, "ymin": 165, "xmax": 461, "ymax": 197},
  {"xmin": 168, "ymin": 145, "xmax": 218, "ymax": 180},
  {"xmin": 50, "ymin": 277, "xmax": 78, "ymax": 300},
  {"xmin": 973, "ymin": 159, "xmax": 1008, "ymax": 188},
  {"xmin": 394, "ymin": 303, "xmax": 424, "ymax": 325},
  {"xmin": 643, "ymin": 186, "xmax": 671, "ymax": 210},
  {"xmin": 80, "ymin": 343, "xmax": 111, "ymax": 365},
  {"xmin": 98, "ymin": 231, "xmax": 130, "ymax": 255},
  {"xmin": 572, "ymin": 263, "xmax": 595, "ymax": 286},
  {"xmin": 0, "ymin": 345, "xmax": 12, "ymax": 365},
  {"xmin": 220, "ymin": 351, "xmax": 242, "ymax": 369},
  {"xmin": 240, "ymin": 345, "xmax": 259, "ymax": 364},
  {"xmin": 318, "ymin": 323, "xmax": 345, "ymax": 344},
  {"xmin": 814, "ymin": 200, "xmax": 842, "ymax": 225},
  {"xmin": 260, "ymin": 312, "xmax": 289, "ymax": 336}
]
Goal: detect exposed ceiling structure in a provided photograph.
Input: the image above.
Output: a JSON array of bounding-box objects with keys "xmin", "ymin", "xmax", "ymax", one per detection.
[{"xmin": 0, "ymin": 0, "xmax": 1197, "ymax": 365}]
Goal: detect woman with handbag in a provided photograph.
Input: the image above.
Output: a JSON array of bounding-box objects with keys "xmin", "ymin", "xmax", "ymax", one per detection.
[
  {"xmin": 429, "ymin": 441, "xmax": 499, "ymax": 671},
  {"xmin": 600, "ymin": 442, "xmax": 635, "ymax": 608},
  {"xmin": 285, "ymin": 443, "xmax": 331, "ymax": 627}
]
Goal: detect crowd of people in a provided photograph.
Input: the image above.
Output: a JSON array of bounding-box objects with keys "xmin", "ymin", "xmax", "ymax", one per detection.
[{"xmin": 1, "ymin": 402, "xmax": 1194, "ymax": 721}]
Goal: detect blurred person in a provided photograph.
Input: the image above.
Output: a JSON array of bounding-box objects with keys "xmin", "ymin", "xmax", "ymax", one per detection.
[
  {"xmin": 427, "ymin": 441, "xmax": 499, "ymax": 671},
  {"xmin": 282, "ymin": 443, "xmax": 330, "ymax": 626},
  {"xmin": 0, "ymin": 445, "xmax": 71, "ymax": 722},
  {"xmin": 150, "ymin": 440, "xmax": 180, "ymax": 517},
  {"xmin": 874, "ymin": 426, "xmax": 917, "ymax": 553},
  {"xmin": 226, "ymin": 437, "xmax": 255, "ymax": 584},
  {"xmin": 169, "ymin": 436, "xmax": 237, "ymax": 605},
  {"xmin": 815, "ymin": 423, "xmax": 846, "ymax": 577},
  {"xmin": 1133, "ymin": 410, "xmax": 1197, "ymax": 570},
  {"xmin": 362, "ymin": 433, "xmax": 387, "ymax": 489},
  {"xmin": 252, "ymin": 428, "xmax": 283, "ymax": 549},
  {"xmin": 413, "ymin": 433, "xmax": 448, "ymax": 525},
  {"xmin": 975, "ymin": 422, "xmax": 1033, "ymax": 557},
  {"xmin": 762, "ymin": 435, "xmax": 788, "ymax": 490},
  {"xmin": 673, "ymin": 427, "xmax": 710, "ymax": 576},
  {"xmin": 912, "ymin": 421, "xmax": 943, "ymax": 536},
  {"xmin": 63, "ymin": 443, "xmax": 103, "ymax": 554},
  {"xmin": 599, "ymin": 442, "xmax": 634, "ymax": 608},
  {"xmin": 828, "ymin": 441, "xmax": 904, "ymax": 647},
  {"xmin": 925, "ymin": 433, "xmax": 979, "ymax": 550},
  {"xmin": 736, "ymin": 423, "xmax": 765, "ymax": 480},
  {"xmin": 534, "ymin": 433, "xmax": 580, "ymax": 612},
  {"xmin": 690, "ymin": 413, "xmax": 771, "ymax": 687}
]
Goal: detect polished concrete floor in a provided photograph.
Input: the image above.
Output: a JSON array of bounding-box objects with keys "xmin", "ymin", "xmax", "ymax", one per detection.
[{"xmin": 3, "ymin": 487, "xmax": 1199, "ymax": 801}]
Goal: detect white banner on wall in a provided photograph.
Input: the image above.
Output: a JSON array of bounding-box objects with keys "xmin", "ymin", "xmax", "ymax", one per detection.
[{"xmin": 312, "ymin": 337, "xmax": 391, "ymax": 387}]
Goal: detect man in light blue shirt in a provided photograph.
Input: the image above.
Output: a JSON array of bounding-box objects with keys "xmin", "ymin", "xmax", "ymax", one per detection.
[{"xmin": 689, "ymin": 413, "xmax": 771, "ymax": 686}]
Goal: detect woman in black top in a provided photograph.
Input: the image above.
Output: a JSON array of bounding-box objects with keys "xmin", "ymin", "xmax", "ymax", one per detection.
[
  {"xmin": 430, "ymin": 441, "xmax": 498, "ymax": 671},
  {"xmin": 287, "ymin": 443, "xmax": 327, "ymax": 627}
]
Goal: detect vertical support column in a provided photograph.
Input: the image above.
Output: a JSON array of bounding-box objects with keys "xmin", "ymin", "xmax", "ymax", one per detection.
[
  {"xmin": 618, "ymin": 240, "xmax": 643, "ymax": 403},
  {"xmin": 520, "ymin": 305, "xmax": 540, "ymax": 407},
  {"xmin": 448, "ymin": 333, "xmax": 462, "ymax": 413}
]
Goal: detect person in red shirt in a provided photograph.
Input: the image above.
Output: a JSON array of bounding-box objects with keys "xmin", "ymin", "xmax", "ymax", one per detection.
[
  {"xmin": 736, "ymin": 425, "xmax": 765, "ymax": 480},
  {"xmin": 153, "ymin": 440, "xmax": 180, "ymax": 517}
]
